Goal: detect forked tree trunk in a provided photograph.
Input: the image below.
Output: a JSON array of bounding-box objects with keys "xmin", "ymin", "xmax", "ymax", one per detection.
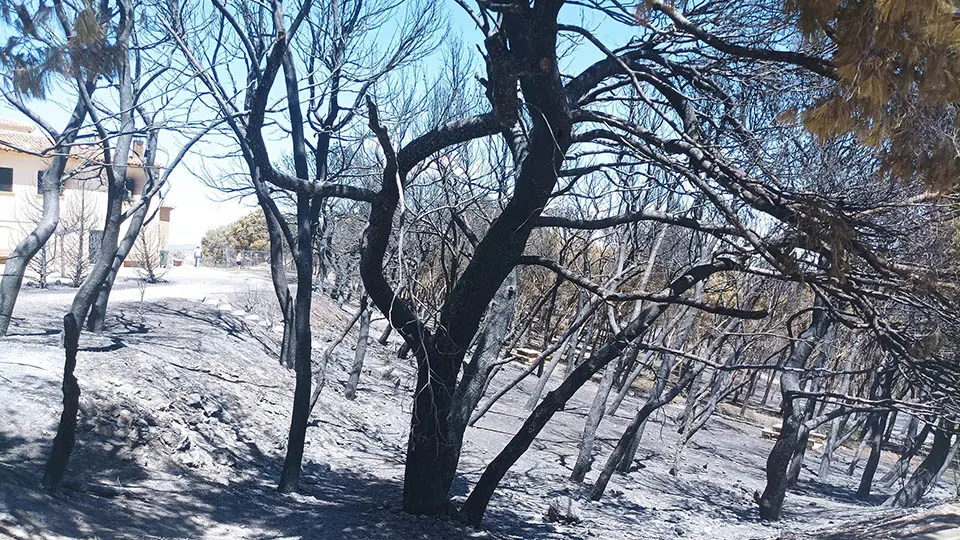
[
  {"xmin": 739, "ymin": 371, "xmax": 760, "ymax": 418},
  {"xmin": 73, "ymin": 183, "xmax": 126, "ymax": 331},
  {"xmin": 846, "ymin": 429, "xmax": 872, "ymax": 476},
  {"xmin": 818, "ymin": 411, "xmax": 842, "ymax": 481},
  {"xmin": 617, "ymin": 350, "xmax": 678, "ymax": 473},
  {"xmin": 853, "ymin": 368, "xmax": 894, "ymax": 499},
  {"xmin": 570, "ymin": 357, "xmax": 620, "ymax": 482},
  {"xmin": 606, "ymin": 344, "xmax": 648, "ymax": 416},
  {"xmin": 757, "ymin": 297, "xmax": 831, "ymax": 521},
  {"xmin": 309, "ymin": 290, "xmax": 366, "ymax": 413},
  {"xmin": 87, "ymin": 151, "xmax": 158, "ymax": 331},
  {"xmin": 41, "ymin": 314, "xmax": 81, "ymax": 492}
]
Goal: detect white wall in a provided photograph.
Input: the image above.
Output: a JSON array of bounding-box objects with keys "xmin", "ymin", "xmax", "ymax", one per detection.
[{"xmin": 0, "ymin": 148, "xmax": 169, "ymax": 274}]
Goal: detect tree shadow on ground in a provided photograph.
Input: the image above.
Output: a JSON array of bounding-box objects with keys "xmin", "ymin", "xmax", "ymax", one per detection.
[
  {"xmin": 0, "ymin": 433, "xmax": 557, "ymax": 540},
  {"xmin": 0, "ymin": 351, "xmax": 557, "ymax": 540},
  {"xmin": 790, "ymin": 477, "xmax": 889, "ymax": 506}
]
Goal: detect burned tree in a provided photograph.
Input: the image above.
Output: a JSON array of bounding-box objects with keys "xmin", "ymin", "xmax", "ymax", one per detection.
[{"xmin": 162, "ymin": 0, "xmax": 960, "ymax": 525}]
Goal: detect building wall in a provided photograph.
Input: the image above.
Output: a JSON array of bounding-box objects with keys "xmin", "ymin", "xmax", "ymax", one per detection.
[
  {"xmin": 0, "ymin": 150, "xmax": 48, "ymax": 250},
  {"xmin": 0, "ymin": 147, "xmax": 172, "ymax": 274}
]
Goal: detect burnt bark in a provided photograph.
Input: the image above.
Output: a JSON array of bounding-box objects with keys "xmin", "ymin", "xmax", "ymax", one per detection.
[
  {"xmin": 570, "ymin": 356, "xmax": 620, "ymax": 482},
  {"xmin": 886, "ymin": 423, "xmax": 956, "ymax": 507},
  {"xmin": 277, "ymin": 35, "xmax": 317, "ymax": 492},
  {"xmin": 881, "ymin": 419, "xmax": 930, "ymax": 488},
  {"xmin": 377, "ymin": 324, "xmax": 392, "ymax": 346},
  {"xmin": 757, "ymin": 297, "xmax": 831, "ymax": 521},
  {"xmin": 459, "ymin": 257, "xmax": 739, "ymax": 526},
  {"xmin": 444, "ymin": 271, "xmax": 518, "ymax": 486},
  {"xmin": 818, "ymin": 341, "xmax": 858, "ymax": 480},
  {"xmin": 856, "ymin": 410, "xmax": 890, "ymax": 500},
  {"xmin": 41, "ymin": 313, "xmax": 81, "ymax": 492},
  {"xmin": 617, "ymin": 301, "xmax": 701, "ymax": 473},
  {"xmin": 277, "ymin": 194, "xmax": 315, "ymax": 493},
  {"xmin": 344, "ymin": 295, "xmax": 371, "ymax": 400},
  {"xmin": 72, "ymin": 1, "xmax": 136, "ymax": 331},
  {"xmin": 87, "ymin": 128, "xmax": 163, "ymax": 331},
  {"xmin": 591, "ymin": 365, "xmax": 699, "ymax": 500},
  {"xmin": 855, "ymin": 369, "xmax": 893, "ymax": 500},
  {"xmin": 0, "ymin": 95, "xmax": 89, "ymax": 336}
]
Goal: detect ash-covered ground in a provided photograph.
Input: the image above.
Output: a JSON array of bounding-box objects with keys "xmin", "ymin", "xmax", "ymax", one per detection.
[{"xmin": 1, "ymin": 266, "xmax": 956, "ymax": 539}]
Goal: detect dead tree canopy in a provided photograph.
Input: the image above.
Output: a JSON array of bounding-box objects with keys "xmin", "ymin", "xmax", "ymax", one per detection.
[{"xmin": 155, "ymin": 0, "xmax": 960, "ymax": 526}]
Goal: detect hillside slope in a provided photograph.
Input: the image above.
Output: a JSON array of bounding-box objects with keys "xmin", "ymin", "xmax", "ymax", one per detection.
[{"xmin": 0, "ymin": 268, "xmax": 954, "ymax": 539}]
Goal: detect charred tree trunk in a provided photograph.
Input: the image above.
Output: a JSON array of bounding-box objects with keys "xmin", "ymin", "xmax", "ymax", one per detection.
[
  {"xmin": 886, "ymin": 423, "xmax": 956, "ymax": 507},
  {"xmin": 757, "ymin": 297, "xmax": 831, "ymax": 521},
  {"xmin": 739, "ymin": 371, "xmax": 760, "ymax": 418},
  {"xmin": 277, "ymin": 192, "xmax": 315, "ymax": 493},
  {"xmin": 539, "ymin": 276, "xmax": 562, "ymax": 358},
  {"xmin": 0, "ymin": 96, "xmax": 88, "ymax": 336},
  {"xmin": 617, "ymin": 350, "xmax": 678, "ymax": 473},
  {"xmin": 469, "ymin": 300, "xmax": 601, "ymax": 427},
  {"xmin": 606, "ymin": 343, "xmax": 648, "ymax": 416},
  {"xmin": 856, "ymin": 410, "xmax": 890, "ymax": 500},
  {"xmin": 570, "ymin": 357, "xmax": 620, "ymax": 482},
  {"xmin": 444, "ymin": 271, "xmax": 518, "ymax": 491},
  {"xmin": 73, "ymin": 182, "xmax": 126, "ymax": 332},
  {"xmin": 617, "ymin": 301, "xmax": 702, "ymax": 473},
  {"xmin": 344, "ymin": 295, "xmax": 371, "ymax": 400},
  {"xmin": 87, "ymin": 130, "xmax": 162, "ymax": 331},
  {"xmin": 881, "ymin": 420, "xmax": 930, "ymax": 488},
  {"xmin": 818, "ymin": 342, "xmax": 857, "ymax": 480},
  {"xmin": 592, "ymin": 365, "xmax": 700, "ymax": 500},
  {"xmin": 86, "ymin": 203, "xmax": 150, "ymax": 331},
  {"xmin": 526, "ymin": 324, "xmax": 579, "ymax": 409},
  {"xmin": 73, "ymin": 12, "xmax": 136, "ymax": 331},
  {"xmin": 855, "ymin": 369, "xmax": 893, "ymax": 500},
  {"xmin": 41, "ymin": 314, "xmax": 81, "ymax": 492},
  {"xmin": 377, "ymin": 323, "xmax": 392, "ymax": 345},
  {"xmin": 786, "ymin": 327, "xmax": 834, "ymax": 487},
  {"xmin": 310, "ymin": 300, "xmax": 365, "ymax": 413}
]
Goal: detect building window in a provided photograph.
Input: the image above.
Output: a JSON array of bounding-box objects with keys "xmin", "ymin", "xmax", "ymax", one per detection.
[{"xmin": 0, "ymin": 167, "xmax": 12, "ymax": 192}]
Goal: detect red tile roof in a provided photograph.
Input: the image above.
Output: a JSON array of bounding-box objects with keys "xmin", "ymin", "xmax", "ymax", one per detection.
[
  {"xmin": 0, "ymin": 118, "xmax": 148, "ymax": 167},
  {"xmin": 0, "ymin": 119, "xmax": 54, "ymax": 156}
]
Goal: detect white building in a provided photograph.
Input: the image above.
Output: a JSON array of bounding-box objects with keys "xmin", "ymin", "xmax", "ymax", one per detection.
[{"xmin": 0, "ymin": 118, "xmax": 172, "ymax": 279}]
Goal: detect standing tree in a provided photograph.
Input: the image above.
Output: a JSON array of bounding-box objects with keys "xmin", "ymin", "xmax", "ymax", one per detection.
[{"xmin": 0, "ymin": 0, "xmax": 99, "ymax": 335}]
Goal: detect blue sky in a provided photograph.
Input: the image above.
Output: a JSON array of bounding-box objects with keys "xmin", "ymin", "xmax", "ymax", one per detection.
[{"xmin": 0, "ymin": 1, "xmax": 639, "ymax": 246}]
